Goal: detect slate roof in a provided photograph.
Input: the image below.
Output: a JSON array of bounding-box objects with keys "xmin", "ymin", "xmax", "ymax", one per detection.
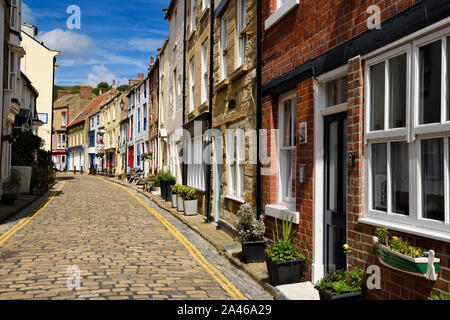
[{"xmin": 67, "ymin": 91, "xmax": 111, "ymax": 128}]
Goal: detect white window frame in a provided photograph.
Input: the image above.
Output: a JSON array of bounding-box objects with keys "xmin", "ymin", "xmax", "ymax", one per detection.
[
  {"xmin": 62, "ymin": 112, "xmax": 67, "ymax": 127},
  {"xmin": 226, "ymin": 120, "xmax": 246, "ymax": 202},
  {"xmin": 363, "ymin": 25, "xmax": 450, "ymax": 235},
  {"xmin": 236, "ymin": 0, "xmax": 247, "ymax": 68},
  {"xmin": 220, "ymin": 16, "xmax": 229, "ymax": 81},
  {"xmin": 278, "ymin": 91, "xmax": 297, "ymax": 210},
  {"xmin": 201, "ymin": 39, "xmax": 208, "ymax": 104},
  {"xmin": 9, "ymin": 52, "xmax": 15, "ymax": 92}
]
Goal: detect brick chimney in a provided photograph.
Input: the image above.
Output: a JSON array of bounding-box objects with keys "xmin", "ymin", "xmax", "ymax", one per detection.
[
  {"xmin": 112, "ymin": 80, "xmax": 117, "ymax": 90},
  {"xmin": 58, "ymin": 90, "xmax": 71, "ymax": 99},
  {"xmin": 79, "ymin": 85, "xmax": 93, "ymax": 99},
  {"xmin": 150, "ymin": 57, "xmax": 154, "ymax": 67}
]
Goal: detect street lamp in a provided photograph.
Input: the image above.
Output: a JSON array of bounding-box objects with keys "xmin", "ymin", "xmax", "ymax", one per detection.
[{"xmin": 120, "ymin": 99, "xmax": 125, "ymax": 110}]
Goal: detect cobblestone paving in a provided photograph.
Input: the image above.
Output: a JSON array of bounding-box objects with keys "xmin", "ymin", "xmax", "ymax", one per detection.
[{"xmin": 0, "ymin": 175, "xmax": 271, "ymax": 300}]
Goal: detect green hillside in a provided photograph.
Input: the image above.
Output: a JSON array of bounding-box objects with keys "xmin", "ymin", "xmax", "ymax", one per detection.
[{"xmin": 53, "ymin": 85, "xmax": 80, "ymax": 101}]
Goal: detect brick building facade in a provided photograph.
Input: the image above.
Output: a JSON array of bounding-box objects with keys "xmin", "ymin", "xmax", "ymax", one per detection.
[{"xmin": 261, "ymin": 0, "xmax": 450, "ymax": 299}]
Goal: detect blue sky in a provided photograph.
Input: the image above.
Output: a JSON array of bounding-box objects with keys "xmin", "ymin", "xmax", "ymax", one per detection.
[{"xmin": 23, "ymin": 1, "xmax": 169, "ymax": 87}]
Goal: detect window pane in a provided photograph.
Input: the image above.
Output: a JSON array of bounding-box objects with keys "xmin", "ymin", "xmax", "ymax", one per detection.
[
  {"xmin": 389, "ymin": 54, "xmax": 407, "ymax": 128},
  {"xmin": 419, "ymin": 40, "xmax": 442, "ymax": 124},
  {"xmin": 372, "ymin": 143, "xmax": 387, "ymax": 212},
  {"xmin": 326, "ymin": 76, "xmax": 348, "ymax": 107},
  {"xmin": 421, "ymin": 138, "xmax": 444, "ymax": 221},
  {"xmin": 390, "ymin": 142, "xmax": 409, "ymax": 215},
  {"xmin": 370, "ymin": 62, "xmax": 385, "ymax": 131}
]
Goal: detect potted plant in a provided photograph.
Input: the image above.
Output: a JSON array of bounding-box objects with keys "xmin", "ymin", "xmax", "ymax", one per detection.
[
  {"xmin": 1, "ymin": 169, "xmax": 21, "ymax": 206},
  {"xmin": 176, "ymin": 185, "xmax": 185, "ymax": 212},
  {"xmin": 235, "ymin": 204, "xmax": 266, "ymax": 263},
  {"xmin": 315, "ymin": 267, "xmax": 365, "ymax": 300},
  {"xmin": 153, "ymin": 177, "xmax": 161, "ymax": 194},
  {"xmin": 183, "ymin": 187, "xmax": 198, "ymax": 216},
  {"xmin": 165, "ymin": 174, "xmax": 176, "ymax": 202},
  {"xmin": 171, "ymin": 184, "xmax": 180, "ymax": 208},
  {"xmin": 265, "ymin": 217, "xmax": 305, "ymax": 286},
  {"xmin": 373, "ymin": 226, "xmax": 440, "ymax": 281}
]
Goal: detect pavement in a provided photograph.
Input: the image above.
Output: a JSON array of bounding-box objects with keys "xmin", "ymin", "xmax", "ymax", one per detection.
[{"xmin": 0, "ymin": 174, "xmax": 272, "ymax": 300}]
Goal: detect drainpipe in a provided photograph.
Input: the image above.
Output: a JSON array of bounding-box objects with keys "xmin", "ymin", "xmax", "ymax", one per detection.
[
  {"xmin": 256, "ymin": 0, "xmax": 262, "ymax": 220},
  {"xmin": 205, "ymin": 0, "xmax": 215, "ymax": 224},
  {"xmin": 182, "ymin": 0, "xmax": 187, "ymax": 186},
  {"xmin": 51, "ymin": 56, "xmax": 56, "ymax": 158}
]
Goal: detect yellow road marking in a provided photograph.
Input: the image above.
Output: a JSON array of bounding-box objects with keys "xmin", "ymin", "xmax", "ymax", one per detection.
[
  {"xmin": 0, "ymin": 182, "xmax": 66, "ymax": 246},
  {"xmin": 103, "ymin": 178, "xmax": 247, "ymax": 300}
]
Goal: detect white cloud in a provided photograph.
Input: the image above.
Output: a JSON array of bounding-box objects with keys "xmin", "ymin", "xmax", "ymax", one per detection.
[
  {"xmin": 37, "ymin": 29, "xmax": 95, "ymax": 65},
  {"xmin": 86, "ymin": 65, "xmax": 128, "ymax": 87},
  {"xmin": 22, "ymin": 3, "xmax": 34, "ymax": 24}
]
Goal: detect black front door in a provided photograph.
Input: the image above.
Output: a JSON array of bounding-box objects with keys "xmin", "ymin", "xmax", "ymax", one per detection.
[{"xmin": 324, "ymin": 112, "xmax": 348, "ymax": 273}]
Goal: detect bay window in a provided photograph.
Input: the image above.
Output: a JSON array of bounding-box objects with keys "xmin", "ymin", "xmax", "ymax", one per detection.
[
  {"xmin": 236, "ymin": 0, "xmax": 247, "ymax": 68},
  {"xmin": 365, "ymin": 26, "xmax": 450, "ymax": 233}
]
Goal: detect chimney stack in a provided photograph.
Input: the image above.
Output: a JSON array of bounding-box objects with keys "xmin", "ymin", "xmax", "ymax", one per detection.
[
  {"xmin": 58, "ymin": 90, "xmax": 71, "ymax": 100},
  {"xmin": 112, "ymin": 80, "xmax": 117, "ymax": 90},
  {"xmin": 151, "ymin": 57, "xmax": 154, "ymax": 67},
  {"xmin": 79, "ymin": 85, "xmax": 93, "ymax": 99}
]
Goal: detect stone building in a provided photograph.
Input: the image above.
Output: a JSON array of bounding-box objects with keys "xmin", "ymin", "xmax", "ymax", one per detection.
[
  {"xmin": 211, "ymin": 0, "xmax": 257, "ymax": 226},
  {"xmin": 52, "ymin": 87, "xmax": 92, "ymax": 171},
  {"xmin": 261, "ymin": 0, "xmax": 450, "ymax": 299}
]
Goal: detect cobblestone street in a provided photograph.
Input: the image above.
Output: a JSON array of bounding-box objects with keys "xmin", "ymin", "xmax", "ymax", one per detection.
[{"xmin": 0, "ymin": 175, "xmax": 271, "ymax": 300}]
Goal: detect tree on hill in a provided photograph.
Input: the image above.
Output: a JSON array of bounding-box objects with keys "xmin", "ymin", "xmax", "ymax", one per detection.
[{"xmin": 117, "ymin": 85, "xmax": 129, "ymax": 92}]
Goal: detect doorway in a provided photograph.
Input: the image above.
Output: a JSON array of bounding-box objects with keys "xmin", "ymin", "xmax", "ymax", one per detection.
[{"xmin": 324, "ymin": 112, "xmax": 348, "ymax": 273}]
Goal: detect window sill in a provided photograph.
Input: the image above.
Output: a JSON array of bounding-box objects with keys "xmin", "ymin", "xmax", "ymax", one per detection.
[
  {"xmin": 265, "ymin": 204, "xmax": 299, "ymax": 225},
  {"xmin": 224, "ymin": 194, "xmax": 245, "ymax": 204},
  {"xmin": 229, "ymin": 64, "xmax": 248, "ymax": 82},
  {"xmin": 358, "ymin": 217, "xmax": 450, "ymax": 243},
  {"xmin": 265, "ymin": 0, "xmax": 299, "ymax": 31},
  {"xmin": 199, "ymin": 101, "xmax": 209, "ymax": 113}
]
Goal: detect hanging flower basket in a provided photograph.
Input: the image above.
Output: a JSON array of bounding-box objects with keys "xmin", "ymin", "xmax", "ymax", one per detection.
[{"xmin": 373, "ymin": 236, "xmax": 440, "ymax": 281}]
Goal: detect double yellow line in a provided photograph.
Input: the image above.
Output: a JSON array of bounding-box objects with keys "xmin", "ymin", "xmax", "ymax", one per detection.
[
  {"xmin": 103, "ymin": 179, "xmax": 246, "ymax": 300},
  {"xmin": 0, "ymin": 181, "xmax": 66, "ymax": 246}
]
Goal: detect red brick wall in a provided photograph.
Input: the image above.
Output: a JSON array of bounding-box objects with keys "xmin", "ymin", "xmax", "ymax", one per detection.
[{"xmin": 261, "ymin": 0, "xmax": 422, "ymax": 84}]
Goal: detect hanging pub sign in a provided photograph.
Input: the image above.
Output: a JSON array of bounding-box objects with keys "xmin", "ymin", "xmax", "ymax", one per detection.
[{"xmin": 299, "ymin": 122, "xmax": 307, "ymax": 144}]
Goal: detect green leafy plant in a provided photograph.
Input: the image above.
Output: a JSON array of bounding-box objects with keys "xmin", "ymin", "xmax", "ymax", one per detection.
[
  {"xmin": 375, "ymin": 227, "xmax": 424, "ymax": 258},
  {"xmin": 432, "ymin": 292, "xmax": 450, "ymax": 300},
  {"xmin": 265, "ymin": 216, "xmax": 305, "ymax": 262},
  {"xmin": 315, "ymin": 267, "xmax": 364, "ymax": 295},
  {"xmin": 235, "ymin": 204, "xmax": 265, "ymax": 242}
]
